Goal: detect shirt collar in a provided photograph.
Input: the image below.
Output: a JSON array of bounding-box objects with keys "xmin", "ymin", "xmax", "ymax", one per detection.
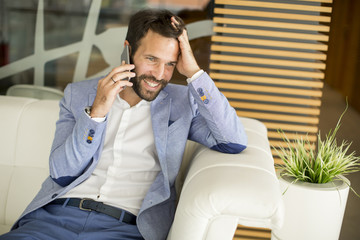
[{"xmin": 116, "ymin": 94, "xmax": 151, "ymax": 108}]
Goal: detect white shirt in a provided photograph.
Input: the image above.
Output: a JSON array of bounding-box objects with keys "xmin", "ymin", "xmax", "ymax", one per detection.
[{"xmin": 63, "ymin": 94, "xmax": 160, "ymax": 215}]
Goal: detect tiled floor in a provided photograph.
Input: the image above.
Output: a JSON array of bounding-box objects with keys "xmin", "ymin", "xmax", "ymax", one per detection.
[{"xmin": 319, "ymin": 84, "xmax": 360, "ymax": 240}]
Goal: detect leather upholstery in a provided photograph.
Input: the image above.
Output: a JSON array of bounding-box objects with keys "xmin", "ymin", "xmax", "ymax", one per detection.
[{"xmin": 0, "ymin": 95, "xmax": 283, "ymax": 239}]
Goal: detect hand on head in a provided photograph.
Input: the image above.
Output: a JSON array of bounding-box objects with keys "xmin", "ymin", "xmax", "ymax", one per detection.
[{"xmin": 170, "ymin": 16, "xmax": 200, "ymax": 79}]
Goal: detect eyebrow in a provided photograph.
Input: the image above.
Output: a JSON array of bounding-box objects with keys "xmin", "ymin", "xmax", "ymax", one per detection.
[
  {"xmin": 145, "ymin": 54, "xmax": 177, "ymax": 65},
  {"xmin": 145, "ymin": 54, "xmax": 156, "ymax": 58}
]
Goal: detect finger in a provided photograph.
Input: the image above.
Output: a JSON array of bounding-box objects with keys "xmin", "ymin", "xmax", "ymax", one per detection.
[
  {"xmin": 177, "ymin": 32, "xmax": 191, "ymax": 53},
  {"xmin": 106, "ymin": 64, "xmax": 135, "ymax": 83},
  {"xmin": 171, "ymin": 16, "xmax": 184, "ymax": 33},
  {"xmin": 108, "ymin": 64, "xmax": 135, "ymax": 78},
  {"xmin": 111, "ymin": 71, "xmax": 136, "ymax": 82},
  {"xmin": 171, "ymin": 21, "xmax": 179, "ymax": 31},
  {"xmin": 114, "ymin": 79, "xmax": 133, "ymax": 91},
  {"xmin": 178, "ymin": 28, "xmax": 188, "ymax": 40},
  {"xmin": 171, "ymin": 22, "xmax": 177, "ymax": 30},
  {"xmin": 171, "ymin": 16, "xmax": 178, "ymax": 26},
  {"xmin": 171, "ymin": 16, "xmax": 180, "ymax": 26}
]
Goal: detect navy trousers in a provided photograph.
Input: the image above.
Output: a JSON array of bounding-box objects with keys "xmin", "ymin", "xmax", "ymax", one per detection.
[{"xmin": 0, "ymin": 203, "xmax": 144, "ymax": 240}]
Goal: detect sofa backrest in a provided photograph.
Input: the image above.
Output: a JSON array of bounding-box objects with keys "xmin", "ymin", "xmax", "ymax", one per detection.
[{"xmin": 0, "ymin": 96, "xmax": 59, "ymax": 226}]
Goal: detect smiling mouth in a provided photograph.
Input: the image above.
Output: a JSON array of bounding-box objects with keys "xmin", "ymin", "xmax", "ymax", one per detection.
[{"xmin": 144, "ymin": 79, "xmax": 160, "ymax": 88}]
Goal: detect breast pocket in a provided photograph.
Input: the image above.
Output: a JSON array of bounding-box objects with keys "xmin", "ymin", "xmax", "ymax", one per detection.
[{"xmin": 168, "ymin": 117, "xmax": 184, "ymax": 135}]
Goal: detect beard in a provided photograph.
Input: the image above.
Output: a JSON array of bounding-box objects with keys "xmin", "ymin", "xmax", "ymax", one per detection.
[{"xmin": 131, "ymin": 74, "xmax": 168, "ymax": 101}]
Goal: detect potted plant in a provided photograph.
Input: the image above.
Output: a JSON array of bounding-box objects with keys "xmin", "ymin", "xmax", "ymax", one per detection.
[{"xmin": 271, "ymin": 106, "xmax": 360, "ymax": 240}]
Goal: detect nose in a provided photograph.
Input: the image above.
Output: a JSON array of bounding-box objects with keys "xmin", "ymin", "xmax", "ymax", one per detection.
[{"xmin": 152, "ymin": 64, "xmax": 165, "ymax": 80}]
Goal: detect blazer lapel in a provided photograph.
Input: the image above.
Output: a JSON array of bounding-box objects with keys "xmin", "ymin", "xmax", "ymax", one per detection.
[{"xmin": 151, "ymin": 90, "xmax": 171, "ymax": 184}]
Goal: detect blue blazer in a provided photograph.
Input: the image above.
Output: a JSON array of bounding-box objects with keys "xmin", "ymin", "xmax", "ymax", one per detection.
[{"xmin": 14, "ymin": 72, "xmax": 247, "ymax": 240}]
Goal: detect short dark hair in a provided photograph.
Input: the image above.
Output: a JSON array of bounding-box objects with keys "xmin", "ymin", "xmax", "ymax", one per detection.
[{"xmin": 126, "ymin": 9, "xmax": 185, "ymax": 57}]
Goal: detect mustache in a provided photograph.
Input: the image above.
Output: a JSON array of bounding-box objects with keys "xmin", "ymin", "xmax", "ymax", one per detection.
[{"xmin": 138, "ymin": 74, "xmax": 164, "ymax": 83}]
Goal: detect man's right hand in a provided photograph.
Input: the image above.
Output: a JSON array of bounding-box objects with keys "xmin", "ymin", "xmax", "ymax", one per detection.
[{"xmin": 90, "ymin": 64, "xmax": 135, "ymax": 118}]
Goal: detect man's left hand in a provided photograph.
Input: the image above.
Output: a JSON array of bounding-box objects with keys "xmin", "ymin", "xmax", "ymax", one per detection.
[{"xmin": 171, "ymin": 16, "xmax": 201, "ymax": 79}]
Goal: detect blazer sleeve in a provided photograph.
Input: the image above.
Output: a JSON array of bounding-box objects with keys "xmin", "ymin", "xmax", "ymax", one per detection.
[
  {"xmin": 48, "ymin": 83, "xmax": 107, "ymax": 187},
  {"xmin": 187, "ymin": 72, "xmax": 247, "ymax": 153}
]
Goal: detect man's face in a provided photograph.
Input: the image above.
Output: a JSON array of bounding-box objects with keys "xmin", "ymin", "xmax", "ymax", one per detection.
[{"xmin": 130, "ymin": 30, "xmax": 179, "ymax": 101}]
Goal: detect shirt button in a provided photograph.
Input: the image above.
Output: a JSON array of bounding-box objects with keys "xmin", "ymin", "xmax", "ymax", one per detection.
[{"xmin": 51, "ymin": 194, "xmax": 58, "ymax": 199}]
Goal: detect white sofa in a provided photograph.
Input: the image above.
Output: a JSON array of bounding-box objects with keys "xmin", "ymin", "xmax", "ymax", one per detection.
[{"xmin": 0, "ymin": 95, "xmax": 283, "ymax": 239}]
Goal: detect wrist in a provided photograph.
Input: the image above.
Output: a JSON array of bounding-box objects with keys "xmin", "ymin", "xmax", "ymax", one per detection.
[
  {"xmin": 185, "ymin": 67, "xmax": 201, "ymax": 79},
  {"xmin": 84, "ymin": 106, "xmax": 106, "ymax": 122},
  {"xmin": 89, "ymin": 106, "xmax": 106, "ymax": 118},
  {"xmin": 187, "ymin": 69, "xmax": 204, "ymax": 84}
]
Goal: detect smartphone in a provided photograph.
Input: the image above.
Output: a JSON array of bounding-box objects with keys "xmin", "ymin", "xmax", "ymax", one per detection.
[
  {"xmin": 121, "ymin": 45, "xmax": 130, "ymax": 65},
  {"xmin": 120, "ymin": 45, "xmax": 130, "ymax": 81}
]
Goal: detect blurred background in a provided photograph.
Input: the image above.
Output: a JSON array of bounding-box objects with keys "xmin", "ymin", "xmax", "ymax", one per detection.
[
  {"xmin": 0, "ymin": 0, "xmax": 359, "ymax": 239},
  {"xmin": 0, "ymin": 0, "xmax": 212, "ymax": 92}
]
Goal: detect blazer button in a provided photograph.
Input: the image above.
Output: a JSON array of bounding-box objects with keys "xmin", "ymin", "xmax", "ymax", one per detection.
[
  {"xmin": 89, "ymin": 129, "xmax": 95, "ymax": 134},
  {"xmin": 87, "ymin": 139, "xmax": 92, "ymax": 144}
]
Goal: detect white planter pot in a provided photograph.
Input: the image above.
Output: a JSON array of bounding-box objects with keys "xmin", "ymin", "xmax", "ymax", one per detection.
[{"xmin": 272, "ymin": 171, "xmax": 350, "ymax": 240}]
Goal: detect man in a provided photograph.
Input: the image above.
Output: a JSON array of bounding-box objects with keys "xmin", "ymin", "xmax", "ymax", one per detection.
[{"xmin": 0, "ymin": 9, "xmax": 247, "ymax": 240}]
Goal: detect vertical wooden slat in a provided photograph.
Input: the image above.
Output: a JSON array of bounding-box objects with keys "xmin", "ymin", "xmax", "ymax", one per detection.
[{"xmin": 210, "ymin": 0, "xmax": 333, "ymax": 239}]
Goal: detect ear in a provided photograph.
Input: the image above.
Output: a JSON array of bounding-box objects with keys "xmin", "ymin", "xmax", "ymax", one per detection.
[{"xmin": 124, "ymin": 40, "xmax": 132, "ymax": 56}]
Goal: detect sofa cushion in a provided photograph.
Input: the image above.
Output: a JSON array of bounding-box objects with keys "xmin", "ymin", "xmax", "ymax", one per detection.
[{"xmin": 0, "ymin": 96, "xmax": 59, "ymax": 232}]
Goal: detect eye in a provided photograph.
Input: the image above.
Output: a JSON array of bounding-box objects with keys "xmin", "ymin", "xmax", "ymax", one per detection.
[
  {"xmin": 167, "ymin": 62, "xmax": 176, "ymax": 67},
  {"xmin": 146, "ymin": 56, "xmax": 155, "ymax": 62}
]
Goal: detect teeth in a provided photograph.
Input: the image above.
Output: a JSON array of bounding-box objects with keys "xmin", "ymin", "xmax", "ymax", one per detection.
[{"xmin": 145, "ymin": 80, "xmax": 160, "ymax": 88}]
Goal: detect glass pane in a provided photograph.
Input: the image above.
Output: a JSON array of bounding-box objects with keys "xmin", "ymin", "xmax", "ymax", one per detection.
[
  {"xmin": 96, "ymin": 0, "xmax": 147, "ymax": 34},
  {"xmin": 44, "ymin": 52, "xmax": 78, "ymax": 90},
  {"xmin": 87, "ymin": 45, "xmax": 110, "ymax": 78},
  {"xmin": 0, "ymin": 0, "xmax": 212, "ymax": 94},
  {"xmin": 44, "ymin": 0, "xmax": 92, "ymax": 49},
  {"xmin": 0, "ymin": 68, "xmax": 34, "ymax": 94},
  {"xmin": 4, "ymin": 0, "xmax": 37, "ymax": 63}
]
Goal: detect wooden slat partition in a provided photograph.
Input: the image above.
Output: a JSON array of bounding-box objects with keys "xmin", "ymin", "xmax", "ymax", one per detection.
[
  {"xmin": 210, "ymin": 1, "xmax": 333, "ymax": 238},
  {"xmin": 233, "ymin": 226, "xmax": 271, "ymax": 240},
  {"xmin": 211, "ymin": 0, "xmax": 332, "ymax": 160}
]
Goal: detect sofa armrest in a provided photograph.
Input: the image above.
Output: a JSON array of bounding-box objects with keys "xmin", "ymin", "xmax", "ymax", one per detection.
[{"xmin": 168, "ymin": 118, "xmax": 284, "ymax": 240}]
